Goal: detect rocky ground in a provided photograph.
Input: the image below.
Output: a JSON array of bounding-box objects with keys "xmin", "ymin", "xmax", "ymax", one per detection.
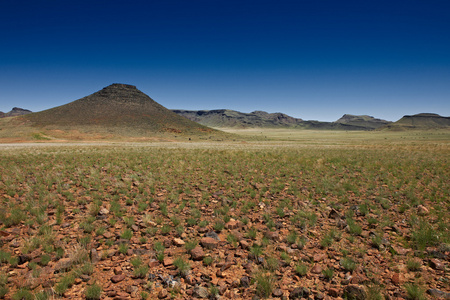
[
  {"xmin": 0, "ymin": 145, "xmax": 448, "ymax": 299},
  {"xmin": 1, "ymin": 194, "xmax": 448, "ymax": 299}
]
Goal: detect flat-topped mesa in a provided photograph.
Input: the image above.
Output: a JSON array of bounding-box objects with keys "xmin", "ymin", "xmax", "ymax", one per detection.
[{"xmin": 103, "ymin": 83, "xmax": 137, "ymax": 90}]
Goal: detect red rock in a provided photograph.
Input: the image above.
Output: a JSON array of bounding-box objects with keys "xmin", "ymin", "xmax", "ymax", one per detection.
[
  {"xmin": 430, "ymin": 259, "xmax": 444, "ymax": 270},
  {"xmin": 328, "ymin": 287, "xmax": 340, "ymax": 297},
  {"xmin": 201, "ymin": 237, "xmax": 219, "ymax": 249},
  {"xmin": 173, "ymin": 238, "xmax": 185, "ymax": 246},
  {"xmin": 148, "ymin": 259, "xmax": 159, "ymax": 268},
  {"xmin": 313, "ymin": 253, "xmax": 327, "ymax": 262},
  {"xmin": 111, "ymin": 274, "xmax": 126, "ymax": 283},
  {"xmin": 240, "ymin": 240, "xmax": 250, "ymax": 250},
  {"xmin": 391, "ymin": 273, "xmax": 402, "ymax": 285},
  {"xmin": 273, "ymin": 288, "xmax": 283, "ymax": 297},
  {"xmin": 225, "ymin": 220, "xmax": 240, "ymax": 230},
  {"xmin": 343, "ymin": 285, "xmax": 367, "ymax": 300},
  {"xmin": 163, "ymin": 257, "xmax": 174, "ymax": 266},
  {"xmin": 190, "ymin": 246, "xmax": 205, "ymax": 260},
  {"xmin": 54, "ymin": 258, "xmax": 72, "ymax": 271},
  {"xmin": 311, "ymin": 264, "xmax": 322, "ymax": 274},
  {"xmin": 114, "ymin": 267, "xmax": 122, "ymax": 275}
]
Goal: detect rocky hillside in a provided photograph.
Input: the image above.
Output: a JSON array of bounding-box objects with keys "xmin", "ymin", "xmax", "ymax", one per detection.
[
  {"xmin": 172, "ymin": 109, "xmax": 304, "ymax": 128},
  {"xmin": 22, "ymin": 84, "xmax": 221, "ymax": 138},
  {"xmin": 383, "ymin": 113, "xmax": 450, "ymax": 130},
  {"xmin": 173, "ymin": 110, "xmax": 389, "ymax": 131},
  {"xmin": 0, "ymin": 107, "xmax": 32, "ymax": 118},
  {"xmin": 335, "ymin": 114, "xmax": 391, "ymax": 130}
]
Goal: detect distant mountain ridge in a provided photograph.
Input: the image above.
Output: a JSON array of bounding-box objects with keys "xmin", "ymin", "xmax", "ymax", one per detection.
[
  {"xmin": 173, "ymin": 109, "xmax": 391, "ymax": 130},
  {"xmin": 383, "ymin": 113, "xmax": 450, "ymax": 130},
  {"xmin": 0, "ymin": 107, "xmax": 32, "ymax": 118},
  {"xmin": 335, "ymin": 114, "xmax": 391, "ymax": 130}
]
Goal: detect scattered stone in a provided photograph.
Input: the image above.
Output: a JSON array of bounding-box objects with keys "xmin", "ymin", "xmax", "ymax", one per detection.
[
  {"xmin": 240, "ymin": 276, "xmax": 251, "ymax": 287},
  {"xmin": 225, "ymin": 219, "xmax": 240, "ymax": 230},
  {"xmin": 173, "ymin": 238, "xmax": 185, "ymax": 246},
  {"xmin": 201, "ymin": 237, "xmax": 219, "ymax": 249},
  {"xmin": 103, "ymin": 231, "xmax": 114, "ymax": 239},
  {"xmin": 430, "ymin": 258, "xmax": 445, "ymax": 270},
  {"xmin": 315, "ymin": 292, "xmax": 325, "ymax": 299},
  {"xmin": 310, "ymin": 264, "xmax": 322, "ymax": 274},
  {"xmin": 111, "ymin": 274, "xmax": 126, "ymax": 283},
  {"xmin": 264, "ymin": 230, "xmax": 279, "ymax": 241},
  {"xmin": 18, "ymin": 255, "xmax": 31, "ymax": 265},
  {"xmin": 148, "ymin": 259, "xmax": 159, "ymax": 268},
  {"xmin": 417, "ymin": 205, "xmax": 429, "ymax": 216},
  {"xmin": 158, "ymin": 289, "xmax": 168, "ymax": 299},
  {"xmin": 163, "ymin": 257, "xmax": 174, "ymax": 266},
  {"xmin": 218, "ymin": 280, "xmax": 227, "ymax": 295},
  {"xmin": 391, "ymin": 273, "xmax": 402, "ymax": 285},
  {"xmin": 427, "ymin": 289, "xmax": 450, "ymax": 299},
  {"xmin": 240, "ymin": 240, "xmax": 250, "ymax": 250},
  {"xmin": 273, "ymin": 288, "xmax": 283, "ymax": 297},
  {"xmin": 328, "ymin": 208, "xmax": 341, "ymax": 219},
  {"xmin": 54, "ymin": 258, "xmax": 72, "ymax": 271},
  {"xmin": 205, "ymin": 231, "xmax": 220, "ymax": 240},
  {"xmin": 290, "ymin": 287, "xmax": 310, "ymax": 299},
  {"xmin": 313, "ymin": 253, "xmax": 327, "ymax": 262},
  {"xmin": 90, "ymin": 248, "xmax": 100, "ymax": 264},
  {"xmin": 194, "ymin": 286, "xmax": 209, "ymax": 298},
  {"xmin": 126, "ymin": 285, "xmax": 138, "ymax": 294},
  {"xmin": 190, "ymin": 246, "xmax": 205, "ymax": 260},
  {"xmin": 343, "ymin": 284, "xmax": 367, "ymax": 300},
  {"xmin": 99, "ymin": 207, "xmax": 109, "ymax": 215},
  {"xmin": 328, "ymin": 287, "xmax": 340, "ymax": 297}
]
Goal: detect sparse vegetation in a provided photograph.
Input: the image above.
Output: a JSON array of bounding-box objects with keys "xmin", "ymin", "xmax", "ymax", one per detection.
[{"xmin": 0, "ymin": 130, "xmax": 448, "ymax": 299}]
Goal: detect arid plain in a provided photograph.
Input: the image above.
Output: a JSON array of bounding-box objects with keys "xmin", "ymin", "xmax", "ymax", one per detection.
[{"xmin": 0, "ymin": 129, "xmax": 449, "ymax": 300}]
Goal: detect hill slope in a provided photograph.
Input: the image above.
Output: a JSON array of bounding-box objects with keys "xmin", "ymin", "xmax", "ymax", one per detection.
[
  {"xmin": 173, "ymin": 109, "xmax": 390, "ymax": 130},
  {"xmin": 383, "ymin": 113, "xmax": 450, "ymax": 130},
  {"xmin": 0, "ymin": 107, "xmax": 32, "ymax": 118},
  {"xmin": 335, "ymin": 114, "xmax": 391, "ymax": 129},
  {"xmin": 172, "ymin": 109, "xmax": 304, "ymax": 128},
  {"xmin": 22, "ymin": 84, "xmax": 216, "ymax": 137}
]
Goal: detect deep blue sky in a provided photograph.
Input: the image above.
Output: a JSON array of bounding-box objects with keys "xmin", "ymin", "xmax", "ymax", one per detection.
[{"xmin": 1, "ymin": 0, "xmax": 449, "ymax": 121}]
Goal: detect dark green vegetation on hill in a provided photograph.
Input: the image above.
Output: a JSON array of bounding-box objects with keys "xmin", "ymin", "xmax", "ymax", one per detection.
[
  {"xmin": 0, "ymin": 139, "xmax": 448, "ymax": 299},
  {"xmin": 173, "ymin": 109, "xmax": 391, "ymax": 130}
]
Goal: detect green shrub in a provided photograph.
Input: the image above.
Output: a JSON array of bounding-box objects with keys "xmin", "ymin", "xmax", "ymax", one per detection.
[
  {"xmin": 404, "ymin": 283, "xmax": 426, "ymax": 300},
  {"xmin": 184, "ymin": 240, "xmax": 198, "ymax": 253},
  {"xmin": 203, "ymin": 256, "xmax": 213, "ymax": 266},
  {"xmin": 85, "ymin": 283, "xmax": 102, "ymax": 300},
  {"xmin": 255, "ymin": 272, "xmax": 275, "ymax": 298},
  {"xmin": 119, "ymin": 243, "xmax": 129, "ymax": 254},
  {"xmin": 246, "ymin": 227, "xmax": 257, "ymax": 240},
  {"xmin": 295, "ymin": 263, "xmax": 308, "ymax": 276},
  {"xmin": 406, "ymin": 259, "xmax": 421, "ymax": 271},
  {"xmin": 341, "ymin": 257, "xmax": 357, "ymax": 271},
  {"xmin": 322, "ymin": 267, "xmax": 334, "ymax": 280},
  {"xmin": 173, "ymin": 257, "xmax": 190, "ymax": 276},
  {"xmin": 12, "ymin": 288, "xmax": 34, "ymax": 300},
  {"xmin": 121, "ymin": 228, "xmax": 133, "ymax": 240}
]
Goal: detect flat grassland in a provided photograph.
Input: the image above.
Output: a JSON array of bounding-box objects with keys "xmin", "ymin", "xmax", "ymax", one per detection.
[{"xmin": 0, "ymin": 130, "xmax": 448, "ymax": 299}]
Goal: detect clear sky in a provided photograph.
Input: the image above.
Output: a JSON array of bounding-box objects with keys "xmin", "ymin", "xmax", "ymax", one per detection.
[{"xmin": 1, "ymin": 0, "xmax": 449, "ymax": 121}]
